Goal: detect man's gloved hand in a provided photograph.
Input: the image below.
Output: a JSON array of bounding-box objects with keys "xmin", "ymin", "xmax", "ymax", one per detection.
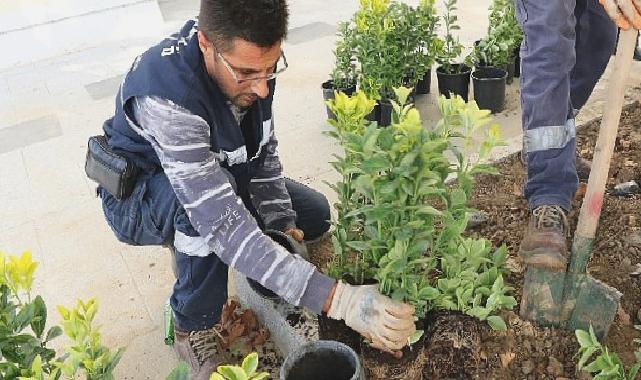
[
  {"xmin": 327, "ymin": 281, "xmax": 416, "ymax": 355},
  {"xmin": 599, "ymin": 0, "xmax": 641, "ymax": 29},
  {"xmin": 284, "ymin": 227, "xmax": 304, "ymax": 243}
]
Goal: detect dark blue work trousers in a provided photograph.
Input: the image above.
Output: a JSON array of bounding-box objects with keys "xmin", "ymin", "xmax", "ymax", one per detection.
[
  {"xmin": 99, "ymin": 173, "xmax": 330, "ymax": 331},
  {"xmin": 516, "ymin": 0, "xmax": 617, "ymax": 210}
]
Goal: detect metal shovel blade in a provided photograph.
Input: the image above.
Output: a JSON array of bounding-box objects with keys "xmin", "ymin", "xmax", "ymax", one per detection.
[
  {"xmin": 520, "ymin": 267, "xmax": 621, "ymax": 339},
  {"xmin": 520, "ymin": 266, "xmax": 565, "ymax": 327},
  {"xmin": 563, "ymin": 273, "xmax": 622, "ymax": 339}
]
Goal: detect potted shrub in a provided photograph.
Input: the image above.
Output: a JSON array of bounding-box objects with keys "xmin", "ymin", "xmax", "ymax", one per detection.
[
  {"xmin": 353, "ymin": 0, "xmax": 407, "ymax": 127},
  {"xmin": 323, "ymin": 22, "xmax": 358, "ymax": 121},
  {"xmin": 468, "ymin": 36, "xmax": 509, "ymax": 113},
  {"xmin": 398, "ymin": 0, "xmax": 440, "ymax": 95},
  {"xmin": 436, "ymin": 0, "xmax": 471, "ymax": 101},
  {"xmin": 323, "ymin": 89, "xmax": 517, "ymax": 379},
  {"xmin": 485, "ymin": 0, "xmax": 522, "ymax": 83}
]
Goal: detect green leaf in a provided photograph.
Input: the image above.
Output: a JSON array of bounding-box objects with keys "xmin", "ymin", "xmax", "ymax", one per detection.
[
  {"xmin": 486, "ymin": 315, "xmax": 507, "ymax": 331},
  {"xmin": 416, "ymin": 205, "xmax": 442, "ymax": 216},
  {"xmin": 418, "ymin": 287, "xmax": 440, "ymax": 301},
  {"xmin": 217, "ymin": 366, "xmax": 247, "ymax": 380},
  {"xmin": 249, "ymin": 374, "xmax": 270, "ymax": 380},
  {"xmin": 45, "ymin": 325, "xmax": 63, "ymax": 343},
  {"xmin": 577, "ymin": 347, "xmax": 597, "ymax": 370},
  {"xmin": 241, "ymin": 353, "xmax": 258, "ymax": 377},
  {"xmin": 345, "ymin": 241, "xmax": 370, "ymax": 252},
  {"xmin": 210, "ymin": 374, "xmax": 226, "ymax": 380},
  {"xmin": 30, "ymin": 296, "xmax": 47, "ymax": 338},
  {"xmin": 576, "ymin": 330, "xmax": 593, "ymax": 348}
]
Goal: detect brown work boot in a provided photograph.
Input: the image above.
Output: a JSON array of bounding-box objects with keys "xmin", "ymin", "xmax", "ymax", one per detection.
[
  {"xmin": 174, "ymin": 326, "xmax": 222, "ymax": 380},
  {"xmin": 519, "ymin": 205, "xmax": 569, "ymax": 270}
]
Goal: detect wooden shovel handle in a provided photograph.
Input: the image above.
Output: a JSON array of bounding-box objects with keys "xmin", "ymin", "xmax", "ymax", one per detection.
[{"xmin": 575, "ymin": 29, "xmax": 637, "ymax": 239}]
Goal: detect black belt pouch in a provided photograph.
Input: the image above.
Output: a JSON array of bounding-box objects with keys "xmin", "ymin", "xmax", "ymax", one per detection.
[{"xmin": 85, "ymin": 135, "xmax": 139, "ymax": 200}]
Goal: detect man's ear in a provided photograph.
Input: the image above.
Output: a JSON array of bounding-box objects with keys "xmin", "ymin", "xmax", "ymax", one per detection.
[{"xmin": 197, "ymin": 30, "xmax": 211, "ymax": 54}]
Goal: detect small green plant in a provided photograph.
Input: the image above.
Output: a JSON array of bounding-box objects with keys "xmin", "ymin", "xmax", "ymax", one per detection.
[
  {"xmin": 575, "ymin": 325, "xmax": 641, "ymax": 380},
  {"xmin": 324, "ymin": 90, "xmax": 515, "ymax": 329},
  {"xmin": 329, "ymin": 21, "xmax": 357, "ymax": 90},
  {"xmin": 437, "ymin": 0, "xmax": 464, "ymax": 74},
  {"xmin": 210, "ymin": 352, "xmax": 269, "ymax": 380},
  {"xmin": 0, "ymin": 250, "xmax": 123, "ymax": 380},
  {"xmin": 55, "ymin": 299, "xmax": 124, "ymax": 380},
  {"xmin": 469, "ymin": 0, "xmax": 522, "ymax": 68}
]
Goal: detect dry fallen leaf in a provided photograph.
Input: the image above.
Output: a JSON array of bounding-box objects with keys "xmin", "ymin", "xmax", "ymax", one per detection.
[
  {"xmin": 500, "ymin": 352, "xmax": 516, "ymax": 368},
  {"xmin": 240, "ymin": 309, "xmax": 258, "ymax": 330}
]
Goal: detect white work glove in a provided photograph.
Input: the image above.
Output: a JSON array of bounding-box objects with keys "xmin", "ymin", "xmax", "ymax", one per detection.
[
  {"xmin": 327, "ymin": 281, "xmax": 416, "ymax": 353},
  {"xmin": 599, "ymin": 0, "xmax": 641, "ymax": 29}
]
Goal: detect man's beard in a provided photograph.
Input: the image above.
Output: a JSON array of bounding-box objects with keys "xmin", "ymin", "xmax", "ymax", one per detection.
[{"xmin": 231, "ymin": 93, "xmax": 259, "ymax": 108}]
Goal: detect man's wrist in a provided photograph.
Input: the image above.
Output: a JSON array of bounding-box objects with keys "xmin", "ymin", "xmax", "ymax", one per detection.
[{"xmin": 323, "ymin": 282, "xmax": 338, "ymax": 314}]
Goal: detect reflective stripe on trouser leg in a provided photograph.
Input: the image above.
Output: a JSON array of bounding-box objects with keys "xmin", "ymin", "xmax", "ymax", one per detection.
[
  {"xmin": 570, "ymin": 0, "xmax": 617, "ymax": 110},
  {"xmin": 524, "ymin": 120, "xmax": 578, "ymax": 211},
  {"xmin": 518, "ymin": 0, "xmax": 578, "ymax": 210},
  {"xmin": 171, "ymin": 197, "xmax": 228, "ymax": 331}
]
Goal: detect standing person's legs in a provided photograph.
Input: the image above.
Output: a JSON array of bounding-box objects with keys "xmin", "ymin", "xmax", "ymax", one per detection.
[
  {"xmin": 571, "ymin": 0, "xmax": 618, "ymax": 111},
  {"xmin": 516, "ymin": 0, "xmax": 577, "ymax": 270},
  {"xmin": 518, "ymin": 0, "xmax": 578, "ymax": 211}
]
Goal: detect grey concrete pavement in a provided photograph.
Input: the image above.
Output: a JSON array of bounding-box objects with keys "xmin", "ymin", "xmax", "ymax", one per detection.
[{"xmin": 0, "ymin": 1, "xmax": 640, "ymax": 378}]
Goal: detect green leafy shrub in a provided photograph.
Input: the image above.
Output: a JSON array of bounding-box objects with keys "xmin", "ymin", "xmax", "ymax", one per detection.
[
  {"xmin": 329, "ymin": 0, "xmax": 440, "ymax": 101},
  {"xmin": 324, "ymin": 89, "xmax": 516, "ymax": 329},
  {"xmin": 0, "ymin": 251, "xmax": 123, "ymax": 380},
  {"xmin": 469, "ymin": 0, "xmax": 523, "ymax": 68}
]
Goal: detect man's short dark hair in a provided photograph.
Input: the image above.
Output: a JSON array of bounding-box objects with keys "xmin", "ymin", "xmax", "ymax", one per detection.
[{"xmin": 199, "ymin": 0, "xmax": 289, "ymax": 52}]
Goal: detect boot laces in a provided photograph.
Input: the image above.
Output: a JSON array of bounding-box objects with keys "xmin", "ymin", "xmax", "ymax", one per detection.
[
  {"xmin": 533, "ymin": 205, "xmax": 568, "ymax": 235},
  {"xmin": 188, "ymin": 325, "xmax": 224, "ymax": 366}
]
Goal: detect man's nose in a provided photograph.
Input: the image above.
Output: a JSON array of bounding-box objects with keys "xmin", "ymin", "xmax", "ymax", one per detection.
[{"xmin": 250, "ymin": 78, "xmax": 270, "ymax": 98}]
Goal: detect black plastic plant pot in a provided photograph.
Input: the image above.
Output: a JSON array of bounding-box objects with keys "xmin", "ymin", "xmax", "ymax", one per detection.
[
  {"xmin": 472, "ymin": 67, "xmax": 507, "ymax": 114},
  {"xmin": 436, "ymin": 64, "xmax": 472, "ymax": 102},
  {"xmin": 322, "ymin": 80, "xmax": 357, "ymax": 121},
  {"xmin": 415, "ymin": 69, "xmax": 431, "ymax": 94},
  {"xmin": 378, "ymin": 100, "xmax": 393, "ymax": 127},
  {"xmin": 247, "ymin": 230, "xmax": 308, "ymax": 300},
  {"xmin": 514, "ymin": 46, "xmax": 521, "ymax": 78},
  {"xmin": 505, "ymin": 57, "xmax": 516, "ymax": 84},
  {"xmin": 280, "ymin": 340, "xmax": 365, "ymax": 380}
]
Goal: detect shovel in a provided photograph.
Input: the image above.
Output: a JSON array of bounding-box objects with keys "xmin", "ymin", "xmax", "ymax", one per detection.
[{"xmin": 520, "ymin": 29, "xmax": 637, "ymax": 339}]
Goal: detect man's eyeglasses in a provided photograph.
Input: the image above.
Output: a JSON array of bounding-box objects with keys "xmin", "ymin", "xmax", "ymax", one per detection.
[{"xmin": 214, "ymin": 46, "xmax": 288, "ymax": 85}]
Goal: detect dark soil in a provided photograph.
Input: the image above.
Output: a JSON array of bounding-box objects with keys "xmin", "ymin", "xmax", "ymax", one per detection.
[
  {"xmin": 362, "ymin": 340, "xmax": 424, "ymax": 380},
  {"xmin": 468, "ymin": 101, "xmax": 641, "ymax": 379},
  {"xmin": 423, "ymin": 312, "xmax": 482, "ymax": 379},
  {"xmin": 308, "ymin": 101, "xmax": 641, "ymax": 379},
  {"xmin": 317, "ymin": 315, "xmax": 362, "ymax": 353}
]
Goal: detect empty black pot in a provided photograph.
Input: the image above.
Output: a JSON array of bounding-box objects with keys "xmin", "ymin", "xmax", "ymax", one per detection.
[
  {"xmin": 472, "ymin": 67, "xmax": 507, "ymax": 114},
  {"xmin": 436, "ymin": 64, "xmax": 472, "ymax": 101},
  {"xmin": 280, "ymin": 341, "xmax": 365, "ymax": 380}
]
